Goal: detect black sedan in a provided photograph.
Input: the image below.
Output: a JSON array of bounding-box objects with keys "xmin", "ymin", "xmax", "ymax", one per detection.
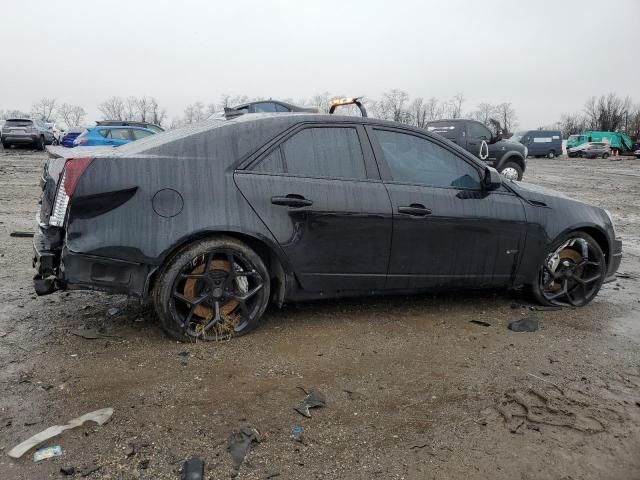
[{"xmin": 33, "ymin": 114, "xmax": 622, "ymax": 341}]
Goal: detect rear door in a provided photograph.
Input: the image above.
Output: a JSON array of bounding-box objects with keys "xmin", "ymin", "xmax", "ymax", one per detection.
[
  {"xmin": 234, "ymin": 123, "xmax": 392, "ymax": 292},
  {"xmin": 367, "ymin": 126, "xmax": 527, "ymax": 289}
]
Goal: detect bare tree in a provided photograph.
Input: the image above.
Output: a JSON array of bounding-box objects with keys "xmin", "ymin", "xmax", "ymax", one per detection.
[
  {"xmin": 495, "ymin": 102, "xmax": 518, "ymax": 134},
  {"xmin": 58, "ymin": 103, "xmax": 86, "ymax": 127},
  {"xmin": 183, "ymin": 102, "xmax": 207, "ymax": 124},
  {"xmin": 98, "ymin": 97, "xmax": 125, "ymax": 120},
  {"xmin": 558, "ymin": 113, "xmax": 587, "ymax": 137},
  {"xmin": 470, "ymin": 103, "xmax": 496, "ymax": 126},
  {"xmin": 371, "ymin": 89, "xmax": 411, "ymax": 123},
  {"xmin": 409, "ymin": 97, "xmax": 428, "ymax": 127},
  {"xmin": 424, "ymin": 97, "xmax": 443, "ymax": 122},
  {"xmin": 31, "ymin": 98, "xmax": 57, "ymax": 122},
  {"xmin": 445, "ymin": 93, "xmax": 465, "ymax": 119},
  {"xmin": 583, "ymin": 93, "xmax": 631, "ymax": 131},
  {"xmin": 0, "ymin": 109, "xmax": 30, "ymax": 120},
  {"xmin": 147, "ymin": 97, "xmax": 167, "ymax": 127}
]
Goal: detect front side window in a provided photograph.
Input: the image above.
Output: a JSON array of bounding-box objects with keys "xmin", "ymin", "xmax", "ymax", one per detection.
[
  {"xmin": 374, "ymin": 129, "xmax": 481, "ymax": 190},
  {"xmin": 467, "ymin": 122, "xmax": 492, "ymax": 140},
  {"xmin": 281, "ymin": 127, "xmax": 366, "ymax": 179}
]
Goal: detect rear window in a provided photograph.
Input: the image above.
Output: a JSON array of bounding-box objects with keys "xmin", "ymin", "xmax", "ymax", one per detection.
[
  {"xmin": 426, "ymin": 122, "xmax": 459, "ymax": 139},
  {"xmin": 5, "ymin": 119, "xmax": 33, "ymax": 127}
]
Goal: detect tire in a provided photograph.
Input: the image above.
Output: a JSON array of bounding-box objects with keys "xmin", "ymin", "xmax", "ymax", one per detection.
[
  {"xmin": 547, "ymin": 150, "xmax": 556, "ymax": 159},
  {"xmin": 532, "ymin": 231, "xmax": 606, "ymax": 307},
  {"xmin": 499, "ymin": 161, "xmax": 523, "ymax": 181},
  {"xmin": 153, "ymin": 236, "xmax": 270, "ymax": 341},
  {"xmin": 602, "ymin": 153, "xmax": 609, "ymax": 159},
  {"xmin": 36, "ymin": 136, "xmax": 45, "ymax": 151}
]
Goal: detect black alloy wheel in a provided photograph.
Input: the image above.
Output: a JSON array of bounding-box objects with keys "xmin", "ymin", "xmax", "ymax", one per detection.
[
  {"xmin": 154, "ymin": 237, "xmax": 270, "ymax": 341},
  {"xmin": 534, "ymin": 232, "xmax": 606, "ymax": 307}
]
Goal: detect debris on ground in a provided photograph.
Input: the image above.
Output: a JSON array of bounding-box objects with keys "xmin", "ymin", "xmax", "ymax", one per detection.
[
  {"xmin": 227, "ymin": 426, "xmax": 261, "ymax": 473},
  {"xmin": 469, "ymin": 320, "xmax": 491, "ymax": 327},
  {"xmin": 9, "ymin": 231, "xmax": 34, "ymax": 238},
  {"xmin": 71, "ymin": 328, "xmax": 120, "ymax": 340},
  {"xmin": 60, "ymin": 466, "xmax": 76, "ymax": 476},
  {"xmin": 290, "ymin": 426, "xmax": 304, "ymax": 443},
  {"xmin": 181, "ymin": 457, "xmax": 204, "ymax": 480},
  {"xmin": 343, "ymin": 389, "xmax": 366, "ymax": 401},
  {"xmin": 529, "ymin": 306, "xmax": 563, "ymax": 312},
  {"xmin": 616, "ymin": 272, "xmax": 637, "ymax": 280},
  {"xmin": 294, "ymin": 387, "xmax": 326, "ymax": 418},
  {"xmin": 79, "ymin": 462, "xmax": 101, "ymax": 477},
  {"xmin": 508, "ymin": 316, "xmax": 539, "ymax": 332},
  {"xmin": 33, "ymin": 445, "xmax": 63, "ymax": 462},
  {"xmin": 8, "ymin": 408, "xmax": 114, "ymax": 458},
  {"xmin": 106, "ymin": 307, "xmax": 120, "ymax": 317}
]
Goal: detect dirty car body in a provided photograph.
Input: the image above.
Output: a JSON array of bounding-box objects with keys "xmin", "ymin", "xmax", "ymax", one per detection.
[{"xmin": 33, "ymin": 114, "xmax": 622, "ymax": 339}]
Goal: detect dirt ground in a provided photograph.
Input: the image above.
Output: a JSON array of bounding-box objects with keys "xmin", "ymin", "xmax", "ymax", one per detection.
[{"xmin": 0, "ymin": 148, "xmax": 639, "ymax": 480}]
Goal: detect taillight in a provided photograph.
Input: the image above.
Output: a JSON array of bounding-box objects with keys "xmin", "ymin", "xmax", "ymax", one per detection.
[
  {"xmin": 75, "ymin": 137, "xmax": 88, "ymax": 145},
  {"xmin": 49, "ymin": 157, "xmax": 92, "ymax": 227}
]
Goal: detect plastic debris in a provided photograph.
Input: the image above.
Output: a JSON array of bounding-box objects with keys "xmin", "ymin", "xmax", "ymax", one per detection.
[
  {"xmin": 107, "ymin": 307, "xmax": 120, "ymax": 317},
  {"xmin": 33, "ymin": 445, "xmax": 63, "ymax": 462},
  {"xmin": 182, "ymin": 457, "xmax": 205, "ymax": 480},
  {"xmin": 8, "ymin": 408, "xmax": 114, "ymax": 458},
  {"xmin": 290, "ymin": 426, "xmax": 304, "ymax": 443},
  {"xmin": 294, "ymin": 387, "xmax": 326, "ymax": 418},
  {"xmin": 227, "ymin": 426, "xmax": 260, "ymax": 471},
  {"xmin": 508, "ymin": 316, "xmax": 539, "ymax": 332}
]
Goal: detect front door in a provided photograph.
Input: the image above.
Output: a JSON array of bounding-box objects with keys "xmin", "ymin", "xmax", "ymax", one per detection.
[
  {"xmin": 235, "ymin": 124, "xmax": 392, "ymax": 292},
  {"xmin": 367, "ymin": 126, "xmax": 527, "ymax": 290}
]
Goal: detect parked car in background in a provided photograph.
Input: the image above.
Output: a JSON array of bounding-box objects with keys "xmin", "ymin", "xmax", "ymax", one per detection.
[
  {"xmin": 1, "ymin": 118, "xmax": 55, "ymax": 150},
  {"xmin": 32, "ymin": 113, "xmax": 621, "ymax": 342},
  {"xmin": 426, "ymin": 119, "xmax": 527, "ymax": 180},
  {"xmin": 61, "ymin": 127, "xmax": 85, "ymax": 147},
  {"xmin": 634, "ymin": 147, "xmax": 640, "ymax": 159},
  {"xmin": 44, "ymin": 122, "xmax": 63, "ymax": 145},
  {"xmin": 96, "ymin": 120, "xmax": 164, "ymax": 133},
  {"xmin": 579, "ymin": 143, "xmax": 611, "ymax": 159},
  {"xmin": 73, "ymin": 125, "xmax": 156, "ymax": 147},
  {"xmin": 567, "ymin": 131, "xmax": 633, "ymax": 157},
  {"xmin": 211, "ymin": 100, "xmax": 319, "ymax": 119},
  {"xmin": 517, "ymin": 130, "xmax": 562, "ymax": 158}
]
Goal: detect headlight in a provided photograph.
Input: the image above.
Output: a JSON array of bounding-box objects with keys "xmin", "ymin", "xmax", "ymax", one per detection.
[{"xmin": 604, "ymin": 209, "xmax": 617, "ymax": 237}]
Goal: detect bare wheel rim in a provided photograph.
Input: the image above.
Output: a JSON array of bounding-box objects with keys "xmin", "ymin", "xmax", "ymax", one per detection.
[
  {"xmin": 501, "ymin": 167, "xmax": 519, "ymax": 180},
  {"xmin": 538, "ymin": 237, "xmax": 604, "ymax": 307},
  {"xmin": 168, "ymin": 249, "xmax": 265, "ymax": 340}
]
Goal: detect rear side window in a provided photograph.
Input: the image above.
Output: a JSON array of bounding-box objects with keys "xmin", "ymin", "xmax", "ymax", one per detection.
[
  {"xmin": 254, "ymin": 102, "xmax": 277, "ymax": 113},
  {"xmin": 374, "ymin": 129, "xmax": 481, "ymax": 190},
  {"xmin": 275, "ymin": 104, "xmax": 290, "ymax": 112},
  {"xmin": 282, "ymin": 127, "xmax": 366, "ymax": 179},
  {"xmin": 131, "ymin": 129, "xmax": 154, "ymax": 140},
  {"xmin": 254, "ymin": 147, "xmax": 286, "ymax": 173},
  {"xmin": 110, "ymin": 128, "xmax": 130, "ymax": 140},
  {"xmin": 98, "ymin": 129, "xmax": 110, "ymax": 138}
]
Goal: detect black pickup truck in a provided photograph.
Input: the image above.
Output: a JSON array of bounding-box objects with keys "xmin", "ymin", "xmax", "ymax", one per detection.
[{"xmin": 426, "ymin": 119, "xmax": 527, "ymax": 180}]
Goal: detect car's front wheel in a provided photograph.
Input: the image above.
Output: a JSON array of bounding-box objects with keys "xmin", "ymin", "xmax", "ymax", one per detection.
[
  {"xmin": 499, "ymin": 162, "xmax": 523, "ymax": 181},
  {"xmin": 532, "ymin": 231, "xmax": 606, "ymax": 307},
  {"xmin": 153, "ymin": 236, "xmax": 270, "ymax": 341}
]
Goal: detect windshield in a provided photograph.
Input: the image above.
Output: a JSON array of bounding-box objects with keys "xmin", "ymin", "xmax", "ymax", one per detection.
[{"xmin": 568, "ymin": 135, "xmax": 584, "ymax": 142}]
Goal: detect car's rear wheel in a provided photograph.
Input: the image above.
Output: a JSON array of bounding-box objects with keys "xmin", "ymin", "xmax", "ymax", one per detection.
[
  {"xmin": 547, "ymin": 150, "xmax": 556, "ymax": 159},
  {"xmin": 602, "ymin": 153, "xmax": 609, "ymax": 159},
  {"xmin": 36, "ymin": 136, "xmax": 45, "ymax": 151},
  {"xmin": 499, "ymin": 162, "xmax": 523, "ymax": 181},
  {"xmin": 532, "ymin": 232, "xmax": 606, "ymax": 307},
  {"xmin": 153, "ymin": 236, "xmax": 270, "ymax": 341}
]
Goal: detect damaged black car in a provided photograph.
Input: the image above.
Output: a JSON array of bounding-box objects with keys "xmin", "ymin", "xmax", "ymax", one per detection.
[{"xmin": 33, "ymin": 114, "xmax": 622, "ymax": 340}]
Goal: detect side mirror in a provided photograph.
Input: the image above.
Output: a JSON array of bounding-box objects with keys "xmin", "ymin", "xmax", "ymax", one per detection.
[{"xmin": 484, "ymin": 167, "xmax": 502, "ymax": 190}]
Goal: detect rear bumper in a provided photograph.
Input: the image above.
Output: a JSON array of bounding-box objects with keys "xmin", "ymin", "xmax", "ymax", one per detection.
[
  {"xmin": 33, "ymin": 225, "xmax": 151, "ymax": 297},
  {"xmin": 2, "ymin": 134, "xmax": 39, "ymax": 145},
  {"xmin": 604, "ymin": 238, "xmax": 623, "ymax": 283}
]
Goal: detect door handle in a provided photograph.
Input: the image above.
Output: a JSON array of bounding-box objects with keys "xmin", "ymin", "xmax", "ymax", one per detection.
[
  {"xmin": 397, "ymin": 204, "xmax": 432, "ymax": 216},
  {"xmin": 271, "ymin": 194, "xmax": 313, "ymax": 208}
]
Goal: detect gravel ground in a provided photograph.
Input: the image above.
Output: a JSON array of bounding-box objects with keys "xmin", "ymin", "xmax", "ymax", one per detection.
[{"xmin": 0, "ymin": 148, "xmax": 639, "ymax": 480}]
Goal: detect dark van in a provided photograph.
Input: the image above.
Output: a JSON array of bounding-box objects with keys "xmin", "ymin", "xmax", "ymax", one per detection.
[{"xmin": 518, "ymin": 130, "xmax": 562, "ymax": 158}]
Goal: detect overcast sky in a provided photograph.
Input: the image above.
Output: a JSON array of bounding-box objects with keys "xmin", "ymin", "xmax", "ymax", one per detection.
[{"xmin": 1, "ymin": 0, "xmax": 638, "ymax": 128}]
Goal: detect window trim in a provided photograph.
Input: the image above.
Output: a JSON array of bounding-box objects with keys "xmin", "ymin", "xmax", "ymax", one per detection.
[
  {"xmin": 245, "ymin": 123, "xmax": 381, "ymax": 182},
  {"xmin": 366, "ymin": 125, "xmax": 485, "ymax": 191}
]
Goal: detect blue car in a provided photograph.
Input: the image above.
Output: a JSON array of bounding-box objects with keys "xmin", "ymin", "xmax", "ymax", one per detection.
[
  {"xmin": 61, "ymin": 127, "xmax": 85, "ymax": 147},
  {"xmin": 73, "ymin": 125, "xmax": 156, "ymax": 147}
]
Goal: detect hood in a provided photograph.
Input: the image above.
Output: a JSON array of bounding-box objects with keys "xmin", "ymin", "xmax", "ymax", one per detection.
[
  {"xmin": 509, "ymin": 181, "xmax": 573, "ymax": 205},
  {"xmin": 489, "ymin": 139, "xmax": 525, "ymax": 154}
]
